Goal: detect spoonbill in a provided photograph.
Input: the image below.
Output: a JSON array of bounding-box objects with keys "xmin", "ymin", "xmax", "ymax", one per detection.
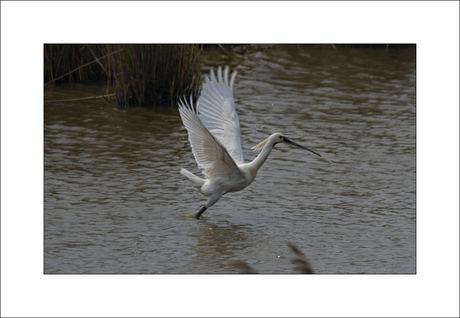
[{"xmin": 178, "ymin": 66, "xmax": 321, "ymax": 219}]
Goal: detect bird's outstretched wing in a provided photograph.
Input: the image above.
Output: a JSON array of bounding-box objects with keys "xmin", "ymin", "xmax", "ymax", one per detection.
[
  {"xmin": 196, "ymin": 66, "xmax": 245, "ymax": 165},
  {"xmin": 178, "ymin": 96, "xmax": 244, "ymax": 180}
]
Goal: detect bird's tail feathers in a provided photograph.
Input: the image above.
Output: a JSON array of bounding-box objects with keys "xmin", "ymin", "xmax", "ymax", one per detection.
[{"xmin": 180, "ymin": 168, "xmax": 206, "ymax": 189}]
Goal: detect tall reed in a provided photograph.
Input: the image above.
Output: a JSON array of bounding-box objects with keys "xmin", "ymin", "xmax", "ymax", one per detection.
[
  {"xmin": 44, "ymin": 44, "xmax": 108, "ymax": 83},
  {"xmin": 44, "ymin": 44, "xmax": 202, "ymax": 107},
  {"xmin": 105, "ymin": 44, "xmax": 202, "ymax": 106}
]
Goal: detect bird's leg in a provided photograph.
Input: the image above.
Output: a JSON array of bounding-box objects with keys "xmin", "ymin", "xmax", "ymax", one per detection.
[
  {"xmin": 195, "ymin": 194, "xmax": 220, "ymax": 219},
  {"xmin": 195, "ymin": 206, "xmax": 207, "ymax": 219}
]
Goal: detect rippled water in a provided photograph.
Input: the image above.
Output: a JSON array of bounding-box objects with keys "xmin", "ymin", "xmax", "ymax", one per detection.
[{"xmin": 44, "ymin": 45, "xmax": 415, "ymax": 273}]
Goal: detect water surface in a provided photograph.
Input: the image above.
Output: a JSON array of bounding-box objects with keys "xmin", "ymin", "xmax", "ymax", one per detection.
[{"xmin": 45, "ymin": 45, "xmax": 416, "ymax": 273}]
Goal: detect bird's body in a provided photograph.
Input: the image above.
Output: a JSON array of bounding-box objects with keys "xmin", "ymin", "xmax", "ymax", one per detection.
[{"xmin": 178, "ymin": 66, "xmax": 320, "ymax": 219}]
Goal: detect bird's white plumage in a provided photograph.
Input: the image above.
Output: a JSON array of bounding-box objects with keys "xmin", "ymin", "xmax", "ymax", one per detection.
[
  {"xmin": 178, "ymin": 66, "xmax": 321, "ymax": 218},
  {"xmin": 196, "ymin": 66, "xmax": 244, "ymax": 165},
  {"xmin": 178, "ymin": 96, "xmax": 244, "ymax": 181}
]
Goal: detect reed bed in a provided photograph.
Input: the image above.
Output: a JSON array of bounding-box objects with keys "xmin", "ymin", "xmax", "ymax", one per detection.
[
  {"xmin": 44, "ymin": 44, "xmax": 202, "ymax": 107},
  {"xmin": 105, "ymin": 44, "xmax": 202, "ymax": 107},
  {"xmin": 44, "ymin": 44, "xmax": 108, "ymax": 84}
]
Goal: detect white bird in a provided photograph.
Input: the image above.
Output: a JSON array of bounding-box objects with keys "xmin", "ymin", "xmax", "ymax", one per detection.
[{"xmin": 178, "ymin": 66, "xmax": 321, "ymax": 219}]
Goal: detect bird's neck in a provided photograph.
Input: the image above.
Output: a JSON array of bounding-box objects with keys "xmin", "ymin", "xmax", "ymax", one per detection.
[{"xmin": 249, "ymin": 141, "xmax": 275, "ymax": 172}]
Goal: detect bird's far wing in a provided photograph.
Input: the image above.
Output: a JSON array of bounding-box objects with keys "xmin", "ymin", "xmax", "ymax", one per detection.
[
  {"xmin": 178, "ymin": 96, "xmax": 244, "ymax": 180},
  {"xmin": 196, "ymin": 66, "xmax": 245, "ymax": 165}
]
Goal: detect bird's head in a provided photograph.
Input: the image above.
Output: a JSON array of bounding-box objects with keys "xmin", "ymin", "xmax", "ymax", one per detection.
[{"xmin": 252, "ymin": 133, "xmax": 321, "ymax": 157}]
